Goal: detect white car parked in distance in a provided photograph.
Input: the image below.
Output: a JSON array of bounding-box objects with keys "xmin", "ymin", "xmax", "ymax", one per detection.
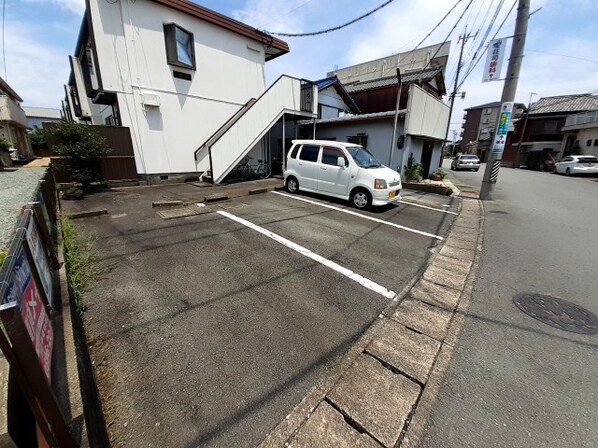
[
  {"xmin": 284, "ymin": 140, "xmax": 402, "ymax": 209},
  {"xmin": 554, "ymin": 155, "xmax": 598, "ymax": 176}
]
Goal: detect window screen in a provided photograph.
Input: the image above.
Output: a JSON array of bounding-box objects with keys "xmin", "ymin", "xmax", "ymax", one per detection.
[{"xmin": 299, "ymin": 145, "xmax": 320, "ymax": 162}]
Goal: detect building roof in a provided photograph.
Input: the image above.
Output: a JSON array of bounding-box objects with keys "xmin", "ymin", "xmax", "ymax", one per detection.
[
  {"xmin": 149, "ymin": 0, "xmax": 289, "ymax": 61},
  {"xmin": 343, "ymin": 68, "xmax": 443, "ymax": 94},
  {"xmin": 22, "ymin": 107, "xmax": 62, "ymax": 120},
  {"xmin": 299, "ymin": 110, "xmax": 404, "ymax": 126},
  {"xmin": 465, "ymin": 101, "xmax": 502, "ymax": 111},
  {"xmin": 328, "ymin": 42, "xmax": 450, "ymax": 84},
  {"xmin": 314, "ymin": 75, "xmax": 360, "ymax": 113},
  {"xmin": 0, "ymin": 76, "xmax": 23, "ymax": 102},
  {"xmin": 530, "ymin": 94, "xmax": 598, "ymax": 115}
]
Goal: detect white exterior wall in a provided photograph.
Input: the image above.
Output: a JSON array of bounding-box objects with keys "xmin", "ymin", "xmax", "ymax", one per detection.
[
  {"xmin": 313, "ymin": 119, "xmax": 398, "ymax": 167},
  {"xmin": 319, "ymin": 86, "xmax": 349, "ymax": 119},
  {"xmin": 89, "ymin": 0, "xmax": 268, "ymax": 174},
  {"xmin": 405, "ymin": 84, "xmax": 449, "ymax": 140}
]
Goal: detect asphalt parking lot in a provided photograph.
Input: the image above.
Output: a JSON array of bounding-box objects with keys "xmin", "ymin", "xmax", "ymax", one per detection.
[{"xmin": 64, "ymin": 184, "xmax": 458, "ymax": 447}]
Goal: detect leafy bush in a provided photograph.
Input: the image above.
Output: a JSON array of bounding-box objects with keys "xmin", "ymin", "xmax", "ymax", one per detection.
[
  {"xmin": 46, "ymin": 123, "xmax": 111, "ymax": 189},
  {"xmin": 28, "ymin": 127, "xmax": 47, "ymax": 150},
  {"xmin": 404, "ymin": 154, "xmax": 423, "ymax": 181},
  {"xmin": 0, "ymin": 138, "xmax": 10, "ymax": 152}
]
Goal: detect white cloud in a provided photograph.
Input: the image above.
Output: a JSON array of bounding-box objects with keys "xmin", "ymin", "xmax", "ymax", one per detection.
[
  {"xmin": 231, "ymin": 0, "xmax": 307, "ymax": 34},
  {"xmin": 22, "ymin": 0, "xmax": 85, "ymax": 16},
  {"xmin": 3, "ymin": 20, "xmax": 70, "ymax": 108}
]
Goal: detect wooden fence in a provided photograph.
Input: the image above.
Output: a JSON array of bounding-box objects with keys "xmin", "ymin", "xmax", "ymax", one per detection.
[{"xmin": 44, "ymin": 124, "xmax": 138, "ymax": 182}]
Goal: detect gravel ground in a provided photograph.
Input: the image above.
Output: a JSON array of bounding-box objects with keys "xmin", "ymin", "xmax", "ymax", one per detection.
[{"xmin": 0, "ymin": 167, "xmax": 48, "ymax": 251}]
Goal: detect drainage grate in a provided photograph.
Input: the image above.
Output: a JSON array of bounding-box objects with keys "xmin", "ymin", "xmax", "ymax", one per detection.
[{"xmin": 513, "ymin": 292, "xmax": 598, "ymax": 334}]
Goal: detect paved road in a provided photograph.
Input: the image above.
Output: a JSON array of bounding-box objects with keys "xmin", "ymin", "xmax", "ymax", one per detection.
[
  {"xmin": 424, "ymin": 164, "xmax": 598, "ymax": 447},
  {"xmin": 63, "ymin": 183, "xmax": 456, "ymax": 447}
]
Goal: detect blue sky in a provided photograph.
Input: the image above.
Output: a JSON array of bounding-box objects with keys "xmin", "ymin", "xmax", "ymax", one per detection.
[{"xmin": 3, "ymin": 0, "xmax": 598, "ymax": 138}]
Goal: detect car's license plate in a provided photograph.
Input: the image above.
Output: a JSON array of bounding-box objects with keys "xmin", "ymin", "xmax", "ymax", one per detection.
[{"xmin": 389, "ymin": 191, "xmax": 396, "ymax": 199}]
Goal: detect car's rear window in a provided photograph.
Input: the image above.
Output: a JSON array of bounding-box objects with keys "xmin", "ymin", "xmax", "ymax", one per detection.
[
  {"xmin": 578, "ymin": 156, "xmax": 598, "ymax": 163},
  {"xmin": 299, "ymin": 145, "xmax": 320, "ymax": 162}
]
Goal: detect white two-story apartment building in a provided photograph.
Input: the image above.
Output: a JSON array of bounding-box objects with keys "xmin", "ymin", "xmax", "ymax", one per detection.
[{"xmin": 65, "ymin": 0, "xmax": 317, "ymax": 183}]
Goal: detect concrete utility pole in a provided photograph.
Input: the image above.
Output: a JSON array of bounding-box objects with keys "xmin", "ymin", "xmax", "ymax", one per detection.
[
  {"xmin": 441, "ymin": 27, "xmax": 473, "ymax": 158},
  {"xmin": 479, "ymin": 0, "xmax": 530, "ymax": 200}
]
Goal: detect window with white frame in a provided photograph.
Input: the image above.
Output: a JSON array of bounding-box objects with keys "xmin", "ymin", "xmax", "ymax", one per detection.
[{"xmin": 164, "ymin": 23, "xmax": 195, "ymax": 70}]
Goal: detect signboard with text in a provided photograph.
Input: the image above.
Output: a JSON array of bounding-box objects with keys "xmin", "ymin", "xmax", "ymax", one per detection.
[
  {"xmin": 26, "ymin": 216, "xmax": 54, "ymax": 307},
  {"xmin": 491, "ymin": 102, "xmax": 514, "ymax": 154},
  {"xmin": 1, "ymin": 244, "xmax": 54, "ymax": 381},
  {"xmin": 483, "ymin": 38, "xmax": 507, "ymax": 82}
]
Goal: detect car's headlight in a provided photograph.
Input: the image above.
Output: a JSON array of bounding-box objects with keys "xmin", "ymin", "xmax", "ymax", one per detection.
[{"xmin": 374, "ymin": 179, "xmax": 387, "ymax": 189}]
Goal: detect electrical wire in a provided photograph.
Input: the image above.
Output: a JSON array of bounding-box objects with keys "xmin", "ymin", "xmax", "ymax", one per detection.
[
  {"xmin": 421, "ymin": 0, "xmax": 475, "ymax": 72},
  {"xmin": 257, "ymin": 0, "xmax": 315, "ymax": 30},
  {"xmin": 457, "ymin": 0, "xmax": 515, "ymax": 89},
  {"xmin": 264, "ymin": 0, "xmax": 397, "ymax": 37},
  {"xmin": 2, "ymin": 0, "xmax": 6, "ymax": 80}
]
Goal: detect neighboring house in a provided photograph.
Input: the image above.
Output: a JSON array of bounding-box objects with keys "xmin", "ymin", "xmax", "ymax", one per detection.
[
  {"xmin": 65, "ymin": 0, "xmax": 317, "ymax": 184},
  {"xmin": 22, "ymin": 107, "xmax": 63, "ymax": 129},
  {"xmin": 460, "ymin": 101, "xmax": 525, "ymax": 162},
  {"xmin": 268, "ymin": 75, "xmax": 359, "ymax": 174},
  {"xmin": 298, "ymin": 83, "xmax": 450, "ymax": 178},
  {"xmin": 504, "ymin": 94, "xmax": 598, "ymax": 170},
  {"xmin": 343, "ymin": 68, "xmax": 447, "ymax": 114},
  {"xmin": 328, "ymin": 42, "xmax": 451, "ymax": 85},
  {"xmin": 559, "ymin": 110, "xmax": 598, "ymax": 158},
  {"xmin": 296, "ymin": 55, "xmax": 450, "ymax": 178},
  {"xmin": 0, "ymin": 76, "xmax": 33, "ymax": 160}
]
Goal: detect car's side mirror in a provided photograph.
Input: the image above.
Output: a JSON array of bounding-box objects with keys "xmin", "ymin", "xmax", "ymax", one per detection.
[{"xmin": 337, "ymin": 156, "xmax": 346, "ymax": 168}]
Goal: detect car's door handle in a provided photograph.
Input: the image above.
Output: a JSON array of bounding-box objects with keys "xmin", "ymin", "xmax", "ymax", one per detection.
[{"xmin": 320, "ymin": 167, "xmax": 327, "ymax": 170}]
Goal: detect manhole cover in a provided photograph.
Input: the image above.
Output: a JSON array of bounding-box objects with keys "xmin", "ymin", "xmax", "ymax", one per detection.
[{"xmin": 513, "ymin": 293, "xmax": 598, "ymax": 334}]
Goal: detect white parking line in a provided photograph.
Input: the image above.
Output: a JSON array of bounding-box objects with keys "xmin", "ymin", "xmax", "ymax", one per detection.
[
  {"xmin": 397, "ymin": 200, "xmax": 458, "ymax": 215},
  {"xmin": 217, "ymin": 210, "xmax": 396, "ymax": 299},
  {"xmin": 272, "ymin": 191, "xmax": 444, "ymax": 241}
]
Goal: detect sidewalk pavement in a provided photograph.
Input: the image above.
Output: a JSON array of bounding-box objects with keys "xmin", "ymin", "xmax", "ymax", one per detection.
[{"xmin": 258, "ymin": 197, "xmax": 483, "ymax": 447}]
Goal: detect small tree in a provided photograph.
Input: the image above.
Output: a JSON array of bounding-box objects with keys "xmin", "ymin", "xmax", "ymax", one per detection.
[
  {"xmin": 28, "ymin": 126, "xmax": 47, "ymax": 150},
  {"xmin": 46, "ymin": 123, "xmax": 111, "ymax": 189},
  {"xmin": 0, "ymin": 138, "xmax": 11, "ymax": 169}
]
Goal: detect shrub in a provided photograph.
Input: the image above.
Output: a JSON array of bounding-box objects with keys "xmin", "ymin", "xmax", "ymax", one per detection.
[
  {"xmin": 46, "ymin": 123, "xmax": 111, "ymax": 189},
  {"xmin": 28, "ymin": 127, "xmax": 47, "ymax": 150},
  {"xmin": 404, "ymin": 154, "xmax": 424, "ymax": 181},
  {"xmin": 0, "ymin": 138, "xmax": 10, "ymax": 152}
]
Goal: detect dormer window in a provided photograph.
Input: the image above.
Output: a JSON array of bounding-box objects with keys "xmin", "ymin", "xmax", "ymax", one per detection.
[{"xmin": 164, "ymin": 23, "xmax": 195, "ymax": 70}]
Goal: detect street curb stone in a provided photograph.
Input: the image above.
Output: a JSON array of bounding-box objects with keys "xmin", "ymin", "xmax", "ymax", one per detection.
[
  {"xmin": 287, "ymin": 402, "xmax": 381, "ymax": 448},
  {"xmin": 259, "ymin": 196, "xmax": 483, "ymax": 448},
  {"xmin": 327, "ymin": 355, "xmax": 421, "ymax": 448},
  {"xmin": 366, "ymin": 320, "xmax": 441, "ymax": 384}
]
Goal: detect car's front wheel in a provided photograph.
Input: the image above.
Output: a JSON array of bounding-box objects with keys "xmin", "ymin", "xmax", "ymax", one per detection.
[
  {"xmin": 565, "ymin": 168, "xmax": 571, "ymax": 176},
  {"xmin": 286, "ymin": 176, "xmax": 299, "ymax": 193},
  {"xmin": 351, "ymin": 188, "xmax": 371, "ymax": 210}
]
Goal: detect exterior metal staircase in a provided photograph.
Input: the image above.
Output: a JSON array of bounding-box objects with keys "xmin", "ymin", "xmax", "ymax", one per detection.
[{"xmin": 194, "ymin": 75, "xmax": 317, "ymax": 184}]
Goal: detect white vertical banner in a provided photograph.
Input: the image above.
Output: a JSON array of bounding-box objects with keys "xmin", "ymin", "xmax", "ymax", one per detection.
[{"xmin": 483, "ymin": 38, "xmax": 507, "ymax": 82}]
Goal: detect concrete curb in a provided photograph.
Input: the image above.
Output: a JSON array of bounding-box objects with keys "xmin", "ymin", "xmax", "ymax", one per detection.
[
  {"xmin": 65, "ymin": 209, "xmax": 108, "ymax": 220},
  {"xmin": 259, "ymin": 196, "xmax": 483, "ymax": 448}
]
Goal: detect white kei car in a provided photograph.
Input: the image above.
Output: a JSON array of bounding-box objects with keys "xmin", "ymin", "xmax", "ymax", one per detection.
[
  {"xmin": 554, "ymin": 155, "xmax": 598, "ymax": 176},
  {"xmin": 284, "ymin": 140, "xmax": 402, "ymax": 209}
]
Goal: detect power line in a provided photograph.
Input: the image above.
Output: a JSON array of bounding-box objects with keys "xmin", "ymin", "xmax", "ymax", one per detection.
[
  {"xmin": 457, "ymin": 0, "xmax": 515, "ymax": 90},
  {"xmin": 264, "ymin": 0, "xmax": 397, "ymax": 37},
  {"xmin": 527, "ymin": 50, "xmax": 598, "ymax": 65},
  {"xmin": 422, "ymin": 0, "xmax": 475, "ymax": 72}
]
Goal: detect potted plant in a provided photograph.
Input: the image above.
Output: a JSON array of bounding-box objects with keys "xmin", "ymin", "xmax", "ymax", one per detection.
[{"xmin": 404, "ymin": 154, "xmax": 424, "ymax": 181}]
